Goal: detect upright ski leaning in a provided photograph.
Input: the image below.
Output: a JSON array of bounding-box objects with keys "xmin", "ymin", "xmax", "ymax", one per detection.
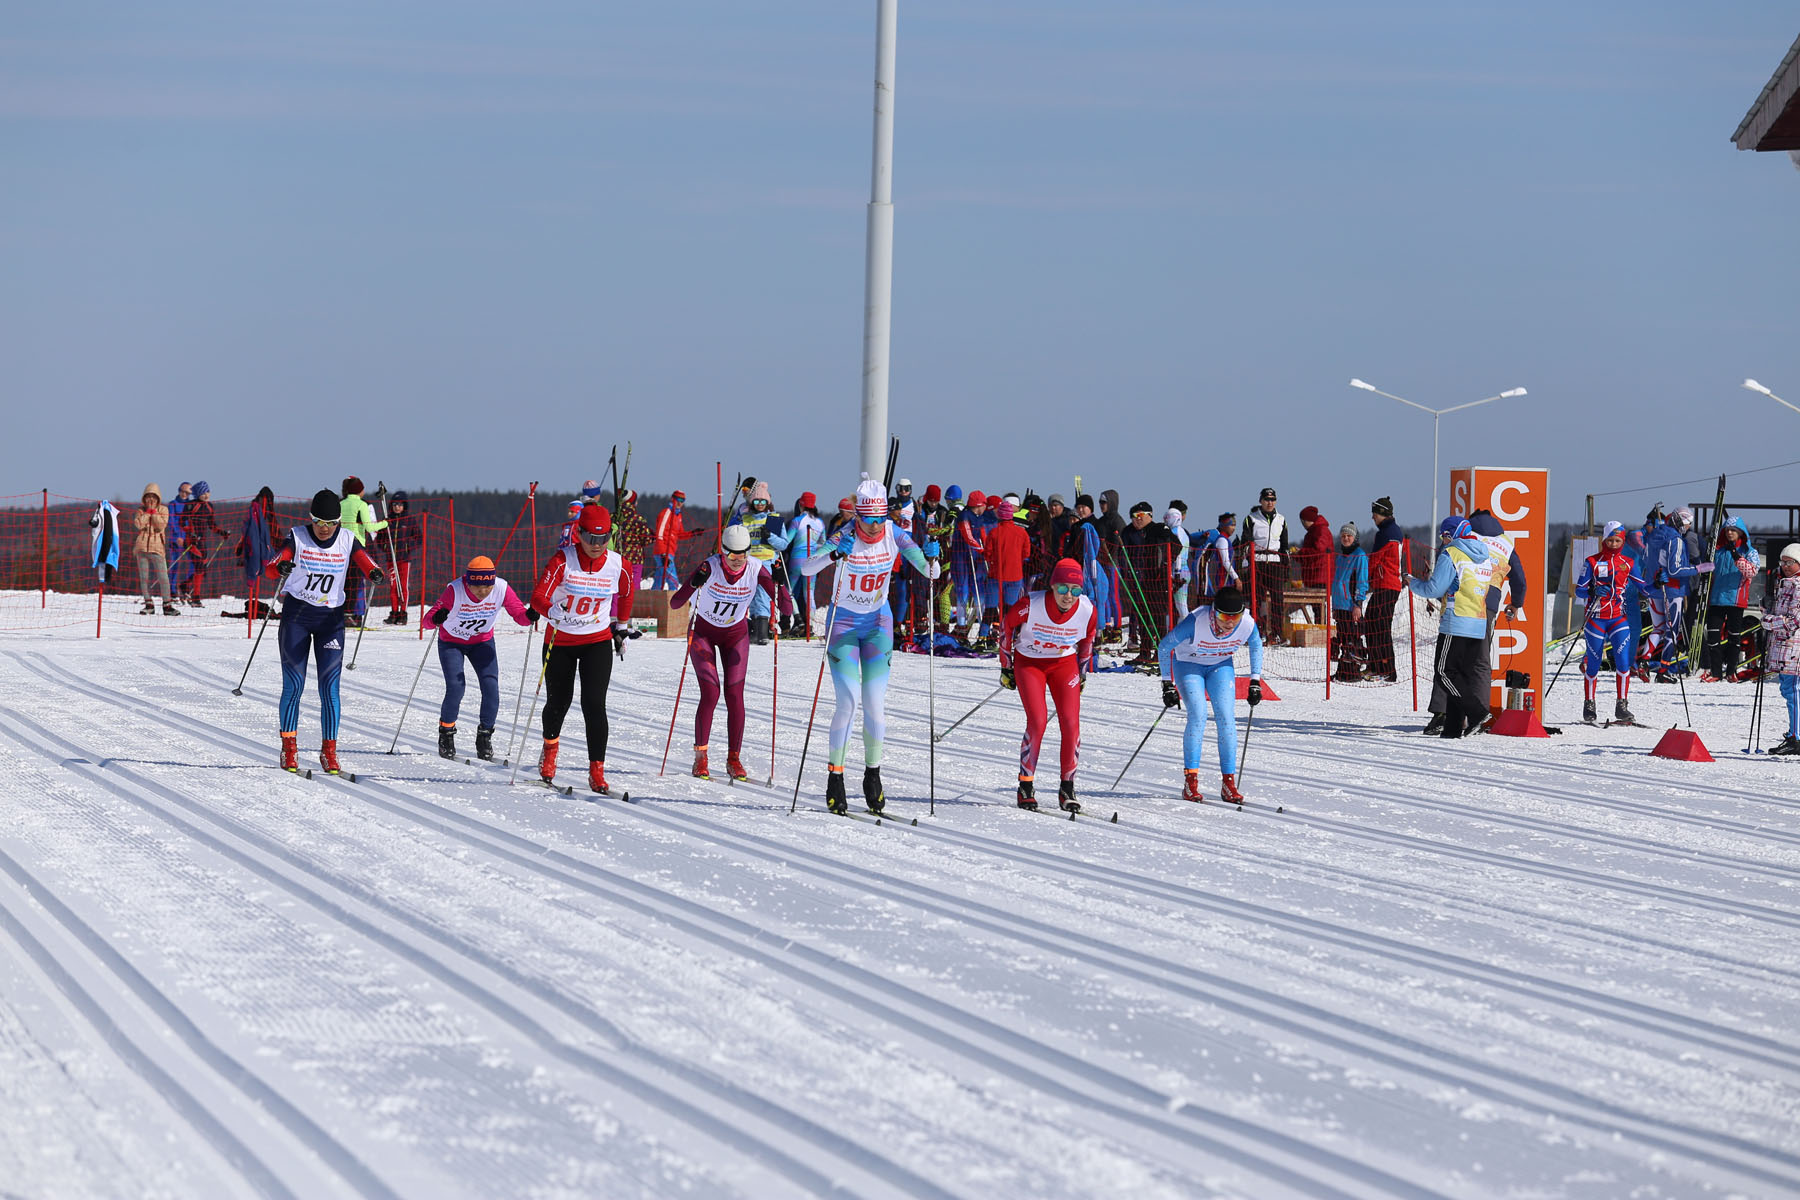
[
  {"xmin": 798, "ymin": 475, "xmax": 939, "ymax": 815},
  {"xmin": 1156, "ymin": 585, "xmax": 1263, "ymax": 803},
  {"xmin": 998, "ymin": 558, "xmax": 1097, "ymax": 812}
]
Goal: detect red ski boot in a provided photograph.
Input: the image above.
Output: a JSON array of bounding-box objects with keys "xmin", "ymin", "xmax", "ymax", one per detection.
[
  {"xmin": 1016, "ymin": 777, "xmax": 1038, "ymax": 810},
  {"xmin": 726, "ymin": 752, "xmax": 749, "ymax": 782},
  {"xmin": 692, "ymin": 745, "xmax": 710, "ymax": 780},
  {"xmin": 538, "ymin": 736, "xmax": 560, "ymax": 783},
  {"xmin": 1182, "ymin": 769, "xmax": 1203, "ymax": 802},
  {"xmin": 318, "ymin": 739, "xmax": 341, "ymax": 776},
  {"xmin": 281, "ymin": 733, "xmax": 299, "ymax": 773},
  {"xmin": 588, "ymin": 761, "xmax": 609, "ymax": 796},
  {"xmin": 1218, "ymin": 773, "xmax": 1244, "ymax": 804}
]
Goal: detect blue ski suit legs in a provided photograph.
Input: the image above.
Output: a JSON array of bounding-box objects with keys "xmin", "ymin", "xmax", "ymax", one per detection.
[
  {"xmin": 1174, "ymin": 658, "xmax": 1238, "ymax": 775},
  {"xmin": 826, "ymin": 607, "xmax": 894, "ymax": 768},
  {"xmin": 278, "ymin": 602, "xmax": 345, "ymax": 739},
  {"xmin": 438, "ymin": 638, "xmax": 501, "ymax": 728},
  {"xmin": 1583, "ymin": 615, "xmax": 1633, "ymax": 681}
]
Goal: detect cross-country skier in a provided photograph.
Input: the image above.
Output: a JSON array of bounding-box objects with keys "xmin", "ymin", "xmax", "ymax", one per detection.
[
  {"xmin": 1156, "ymin": 585, "xmax": 1263, "ymax": 803},
  {"xmin": 264, "ymin": 489, "xmax": 386, "ymax": 774},
  {"xmin": 998, "ymin": 558, "xmax": 1097, "ymax": 812},
  {"xmin": 799, "ymin": 475, "xmax": 940, "ymax": 814},
  {"xmin": 670, "ymin": 525, "xmax": 776, "ymax": 781},
  {"xmin": 1642, "ymin": 507, "xmax": 1710, "ymax": 680},
  {"xmin": 530, "ymin": 504, "xmax": 633, "ymax": 795},
  {"xmin": 1574, "ymin": 521, "xmax": 1648, "ymax": 725},
  {"xmin": 423, "ymin": 556, "xmax": 535, "ymax": 761}
]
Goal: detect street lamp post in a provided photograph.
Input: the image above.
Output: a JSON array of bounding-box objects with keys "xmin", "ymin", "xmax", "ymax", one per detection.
[
  {"xmin": 1744, "ymin": 378, "xmax": 1800, "ymax": 416},
  {"xmin": 859, "ymin": 0, "xmax": 899, "ymax": 480},
  {"xmin": 1349, "ymin": 379, "xmax": 1528, "ymax": 536}
]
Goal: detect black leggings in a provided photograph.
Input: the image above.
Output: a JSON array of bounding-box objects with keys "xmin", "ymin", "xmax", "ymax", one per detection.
[
  {"xmin": 1705, "ymin": 606, "xmax": 1755, "ymax": 676},
  {"xmin": 542, "ymin": 639, "xmax": 613, "ymax": 759}
]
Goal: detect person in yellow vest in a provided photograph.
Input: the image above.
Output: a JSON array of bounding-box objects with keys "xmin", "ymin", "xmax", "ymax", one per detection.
[{"xmin": 1407, "ymin": 517, "xmax": 1500, "ymax": 739}]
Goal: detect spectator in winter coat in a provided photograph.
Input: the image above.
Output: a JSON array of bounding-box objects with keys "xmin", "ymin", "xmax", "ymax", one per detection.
[
  {"xmin": 381, "ymin": 491, "xmax": 421, "ymax": 624},
  {"xmin": 239, "ymin": 486, "xmax": 279, "ymax": 606},
  {"xmin": 338, "ymin": 476, "xmax": 388, "ymax": 626},
  {"xmin": 1297, "ymin": 505, "xmax": 1333, "ymax": 588},
  {"xmin": 1097, "ymin": 490, "xmax": 1126, "ymax": 542},
  {"xmin": 1046, "ymin": 494, "xmax": 1073, "ymax": 562},
  {"xmin": 1119, "ymin": 501, "xmax": 1179, "ymax": 660},
  {"xmin": 953, "ymin": 491, "xmax": 991, "ymax": 633},
  {"xmin": 984, "ymin": 498, "xmax": 1032, "ymax": 610},
  {"xmin": 167, "ymin": 481, "xmax": 191, "ymax": 597},
  {"xmin": 133, "ymin": 483, "xmax": 178, "ymax": 615},
  {"xmin": 1365, "ymin": 497, "xmax": 1405, "ymax": 682},
  {"xmin": 1069, "ymin": 495, "xmax": 1115, "ymax": 636},
  {"xmin": 1704, "ymin": 517, "xmax": 1760, "ymax": 680},
  {"xmin": 1239, "ymin": 487, "xmax": 1289, "ymax": 644},
  {"xmin": 651, "ymin": 491, "xmax": 688, "ymax": 589},
  {"xmin": 176, "ymin": 481, "xmax": 222, "ymax": 607},
  {"xmin": 786, "ymin": 493, "xmax": 826, "ymax": 633},
  {"xmin": 1197, "ymin": 513, "xmax": 1239, "ymax": 600},
  {"xmin": 1331, "ymin": 522, "xmax": 1369, "ymax": 680},
  {"xmin": 1165, "ymin": 508, "xmax": 1193, "ymax": 620},
  {"xmin": 1762, "ymin": 544, "xmax": 1800, "ymax": 754},
  {"xmin": 729, "ymin": 480, "xmax": 786, "ymax": 643}
]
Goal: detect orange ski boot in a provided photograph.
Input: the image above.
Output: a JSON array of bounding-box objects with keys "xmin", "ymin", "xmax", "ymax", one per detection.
[
  {"xmin": 538, "ymin": 736, "xmax": 560, "ymax": 783},
  {"xmin": 692, "ymin": 745, "xmax": 710, "ymax": 780},
  {"xmin": 726, "ymin": 752, "xmax": 749, "ymax": 782},
  {"xmin": 1218, "ymin": 773, "xmax": 1244, "ymax": 804},
  {"xmin": 588, "ymin": 761, "xmax": 609, "ymax": 795},
  {"xmin": 319, "ymin": 739, "xmax": 341, "ymax": 776},
  {"xmin": 281, "ymin": 732, "xmax": 299, "ymax": 773},
  {"xmin": 1182, "ymin": 769, "xmax": 1203, "ymax": 802}
]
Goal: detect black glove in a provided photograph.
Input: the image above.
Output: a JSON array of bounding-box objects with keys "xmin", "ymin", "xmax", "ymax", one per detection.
[
  {"xmin": 367, "ymin": 567, "xmax": 385, "ymax": 586},
  {"xmin": 276, "ymin": 560, "xmax": 295, "ymax": 578},
  {"xmin": 611, "ymin": 625, "xmax": 627, "ymax": 660},
  {"xmin": 1078, "ymin": 673, "xmax": 1087, "ymax": 692},
  {"xmin": 524, "ymin": 605, "xmax": 539, "ymax": 625},
  {"xmin": 1247, "ymin": 680, "xmax": 1263, "ymax": 707},
  {"xmin": 999, "ymin": 667, "xmax": 1016, "ymax": 691},
  {"xmin": 687, "ymin": 567, "xmax": 708, "ymax": 589},
  {"xmin": 1162, "ymin": 680, "xmax": 1181, "ymax": 709},
  {"xmin": 426, "ymin": 608, "xmax": 447, "ymax": 628}
]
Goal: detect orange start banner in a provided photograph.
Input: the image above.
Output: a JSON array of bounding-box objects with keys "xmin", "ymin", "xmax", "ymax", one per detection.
[{"xmin": 1449, "ymin": 466, "xmax": 1549, "ymax": 710}]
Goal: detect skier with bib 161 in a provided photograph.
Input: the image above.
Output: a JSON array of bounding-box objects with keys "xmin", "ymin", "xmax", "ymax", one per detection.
[
  {"xmin": 1575, "ymin": 520, "xmax": 1649, "ymax": 725},
  {"xmin": 265, "ymin": 489, "xmax": 386, "ymax": 775}
]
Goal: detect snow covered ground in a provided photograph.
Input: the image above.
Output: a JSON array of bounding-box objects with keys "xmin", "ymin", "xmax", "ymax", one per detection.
[{"xmin": 0, "ymin": 619, "xmax": 1796, "ymax": 1200}]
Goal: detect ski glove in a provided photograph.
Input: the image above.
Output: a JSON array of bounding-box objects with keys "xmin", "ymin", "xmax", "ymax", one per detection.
[
  {"xmin": 686, "ymin": 566, "xmax": 709, "ymax": 588},
  {"xmin": 924, "ymin": 540, "xmax": 939, "ymax": 559},
  {"xmin": 999, "ymin": 667, "xmax": 1016, "ymax": 691},
  {"xmin": 1247, "ymin": 680, "xmax": 1263, "ymax": 706},
  {"xmin": 611, "ymin": 625, "xmax": 628, "ymax": 659},
  {"xmin": 524, "ymin": 606, "xmax": 539, "ymax": 625},
  {"xmin": 426, "ymin": 608, "xmax": 448, "ymax": 628},
  {"xmin": 367, "ymin": 567, "xmax": 386, "ymax": 586},
  {"xmin": 1161, "ymin": 680, "xmax": 1181, "ymax": 709},
  {"xmin": 1694, "ymin": 561, "xmax": 1714, "ymax": 574},
  {"xmin": 276, "ymin": 559, "xmax": 295, "ymax": 578}
]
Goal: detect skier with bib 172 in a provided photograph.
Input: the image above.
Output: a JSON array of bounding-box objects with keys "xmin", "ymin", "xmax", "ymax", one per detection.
[
  {"xmin": 423, "ymin": 555, "xmax": 535, "ymax": 762},
  {"xmin": 1575, "ymin": 520, "xmax": 1648, "ymax": 725},
  {"xmin": 265, "ymin": 489, "xmax": 386, "ymax": 775},
  {"xmin": 670, "ymin": 524, "xmax": 776, "ymax": 782},
  {"xmin": 998, "ymin": 558, "xmax": 1097, "ymax": 812},
  {"xmin": 799, "ymin": 475, "xmax": 940, "ymax": 815},
  {"xmin": 1156, "ymin": 584, "xmax": 1263, "ymax": 804}
]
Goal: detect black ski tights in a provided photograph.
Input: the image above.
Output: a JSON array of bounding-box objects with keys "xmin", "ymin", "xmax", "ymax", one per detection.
[{"xmin": 542, "ymin": 639, "xmax": 613, "ymax": 759}]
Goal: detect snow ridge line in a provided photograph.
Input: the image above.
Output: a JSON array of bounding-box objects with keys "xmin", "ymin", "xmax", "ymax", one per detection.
[
  {"xmin": 99, "ymin": 662, "xmax": 1445, "ymax": 1199},
  {"xmin": 0, "ymin": 785, "xmax": 392, "ymax": 1200},
  {"xmin": 0, "ymin": 687, "xmax": 943, "ymax": 1200}
]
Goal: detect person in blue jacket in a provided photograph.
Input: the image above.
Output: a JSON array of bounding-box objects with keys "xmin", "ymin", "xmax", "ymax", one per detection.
[
  {"xmin": 1641, "ymin": 506, "xmax": 1710, "ymax": 679},
  {"xmin": 1408, "ymin": 517, "xmax": 1500, "ymax": 739},
  {"xmin": 1331, "ymin": 522, "xmax": 1369, "ymax": 681},
  {"xmin": 1703, "ymin": 517, "xmax": 1760, "ymax": 680}
]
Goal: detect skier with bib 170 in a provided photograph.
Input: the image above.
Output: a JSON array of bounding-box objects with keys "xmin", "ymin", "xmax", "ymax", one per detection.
[
  {"xmin": 671, "ymin": 524, "xmax": 776, "ymax": 782},
  {"xmin": 423, "ymin": 556, "xmax": 535, "ymax": 762},
  {"xmin": 1156, "ymin": 585, "xmax": 1263, "ymax": 803},
  {"xmin": 265, "ymin": 489, "xmax": 386, "ymax": 775},
  {"xmin": 1574, "ymin": 520, "xmax": 1648, "ymax": 725},
  {"xmin": 998, "ymin": 558, "xmax": 1097, "ymax": 812},
  {"xmin": 799, "ymin": 475, "xmax": 940, "ymax": 815}
]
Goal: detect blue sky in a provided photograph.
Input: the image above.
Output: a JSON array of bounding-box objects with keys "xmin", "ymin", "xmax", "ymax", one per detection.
[{"xmin": 4, "ymin": 1, "xmax": 1798, "ymax": 526}]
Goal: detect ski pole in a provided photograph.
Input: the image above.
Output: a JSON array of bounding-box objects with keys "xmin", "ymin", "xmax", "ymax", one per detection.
[
  {"xmin": 347, "ymin": 606, "xmax": 368, "ymax": 671},
  {"xmin": 509, "ymin": 627, "xmax": 556, "ymax": 785},
  {"xmin": 791, "ymin": 570, "xmax": 843, "ymax": 814},
  {"xmin": 769, "ymin": 609, "xmax": 780, "ymax": 786},
  {"xmin": 1111, "ymin": 706, "xmax": 1168, "ymax": 789},
  {"xmin": 660, "ymin": 618, "xmax": 696, "ymax": 776},
  {"xmin": 502, "ymin": 624, "xmax": 537, "ymax": 766},
  {"xmin": 934, "ymin": 685, "xmax": 1005, "ymax": 743},
  {"xmin": 927, "ymin": 556, "xmax": 937, "ymax": 815},
  {"xmin": 1238, "ymin": 701, "xmax": 1257, "ymax": 788},
  {"xmin": 232, "ymin": 596, "xmax": 275, "ymax": 696},
  {"xmin": 1542, "ymin": 624, "xmax": 1583, "ymax": 703},
  {"xmin": 388, "ymin": 628, "xmax": 439, "ymax": 753}
]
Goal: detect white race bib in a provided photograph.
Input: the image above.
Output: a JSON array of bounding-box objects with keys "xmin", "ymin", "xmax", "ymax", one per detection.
[
  {"xmin": 442, "ymin": 577, "xmax": 510, "ymax": 640},
  {"xmin": 1014, "ymin": 591, "xmax": 1093, "ymax": 659},
  {"xmin": 693, "ymin": 555, "xmax": 765, "ymax": 629},
  {"xmin": 283, "ymin": 527, "xmax": 354, "ymax": 609},
  {"xmin": 547, "ymin": 546, "xmax": 623, "ymax": 635},
  {"xmin": 832, "ymin": 525, "xmax": 899, "ymax": 615}
]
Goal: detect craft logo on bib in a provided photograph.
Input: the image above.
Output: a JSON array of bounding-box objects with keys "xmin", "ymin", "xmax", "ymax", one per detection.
[{"xmin": 444, "ymin": 578, "xmax": 508, "ymax": 640}]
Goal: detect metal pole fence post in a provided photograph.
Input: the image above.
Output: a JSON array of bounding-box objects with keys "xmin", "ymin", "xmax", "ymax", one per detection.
[{"xmin": 40, "ymin": 488, "xmax": 48, "ymax": 607}]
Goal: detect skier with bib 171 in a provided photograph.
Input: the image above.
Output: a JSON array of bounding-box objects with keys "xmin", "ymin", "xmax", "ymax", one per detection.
[
  {"xmin": 998, "ymin": 558, "xmax": 1097, "ymax": 812},
  {"xmin": 423, "ymin": 556, "xmax": 535, "ymax": 762},
  {"xmin": 670, "ymin": 524, "xmax": 776, "ymax": 782},
  {"xmin": 1156, "ymin": 585, "xmax": 1263, "ymax": 804},
  {"xmin": 265, "ymin": 489, "xmax": 386, "ymax": 775},
  {"xmin": 799, "ymin": 475, "xmax": 940, "ymax": 815},
  {"xmin": 1575, "ymin": 520, "xmax": 1648, "ymax": 725}
]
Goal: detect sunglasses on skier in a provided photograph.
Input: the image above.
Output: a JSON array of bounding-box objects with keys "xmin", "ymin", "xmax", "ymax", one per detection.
[
  {"xmin": 1052, "ymin": 583, "xmax": 1083, "ymax": 598},
  {"xmin": 856, "ymin": 513, "xmax": 885, "ymax": 527}
]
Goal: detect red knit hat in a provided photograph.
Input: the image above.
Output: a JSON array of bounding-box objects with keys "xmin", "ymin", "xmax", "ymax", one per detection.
[
  {"xmin": 1050, "ymin": 559, "xmax": 1083, "ymax": 588},
  {"xmin": 923, "ymin": 484, "xmax": 941, "ymax": 503},
  {"xmin": 577, "ymin": 505, "xmax": 611, "ymax": 536},
  {"xmin": 968, "ymin": 490, "xmax": 987, "ymax": 507},
  {"xmin": 800, "ymin": 491, "xmax": 817, "ymax": 509},
  {"xmin": 838, "ymin": 496, "xmax": 855, "ymax": 513}
]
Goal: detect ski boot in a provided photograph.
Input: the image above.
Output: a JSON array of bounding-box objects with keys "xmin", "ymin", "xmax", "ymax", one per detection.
[
  {"xmin": 750, "ymin": 617, "xmax": 769, "ymax": 646},
  {"xmin": 862, "ymin": 767, "xmax": 886, "ymax": 815},
  {"xmin": 393, "ymin": 609, "xmax": 408, "ymax": 625},
  {"xmin": 162, "ymin": 602, "xmax": 183, "ymax": 617},
  {"xmin": 1016, "ymin": 777, "xmax": 1037, "ymax": 810},
  {"xmin": 1582, "ymin": 699, "xmax": 1598, "ymax": 724},
  {"xmin": 825, "ymin": 768, "xmax": 848, "ymax": 815},
  {"xmin": 726, "ymin": 752, "xmax": 749, "ymax": 782},
  {"xmin": 1218, "ymin": 773, "xmax": 1244, "ymax": 804},
  {"xmin": 1614, "ymin": 698, "xmax": 1636, "ymax": 725},
  {"xmin": 1421, "ymin": 713, "xmax": 1444, "ymax": 736},
  {"xmin": 1058, "ymin": 780, "xmax": 1080, "ymax": 814},
  {"xmin": 475, "ymin": 726, "xmax": 495, "ymax": 761},
  {"xmin": 319, "ymin": 740, "xmax": 341, "ymax": 776},
  {"xmin": 539, "ymin": 737, "xmax": 560, "ymax": 783},
  {"xmin": 281, "ymin": 732, "xmax": 299, "ymax": 773},
  {"xmin": 140, "ymin": 601, "xmax": 155, "ymax": 615},
  {"xmin": 1182, "ymin": 769, "xmax": 1203, "ymax": 803},
  {"xmin": 1767, "ymin": 734, "xmax": 1800, "ymax": 757},
  {"xmin": 589, "ymin": 761, "xmax": 609, "ymax": 795},
  {"xmin": 692, "ymin": 745, "xmax": 710, "ymax": 780},
  {"xmin": 438, "ymin": 723, "xmax": 456, "ymax": 760},
  {"xmin": 1654, "ymin": 671, "xmax": 1677, "ymax": 685}
]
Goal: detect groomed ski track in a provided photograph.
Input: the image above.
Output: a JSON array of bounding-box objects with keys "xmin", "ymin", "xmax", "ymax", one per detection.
[{"xmin": 1, "ymin": 629, "xmax": 1796, "ymax": 1199}]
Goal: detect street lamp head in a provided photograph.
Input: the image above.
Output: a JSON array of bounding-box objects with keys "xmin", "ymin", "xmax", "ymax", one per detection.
[
  {"xmin": 1500, "ymin": 387, "xmax": 1527, "ymax": 398},
  {"xmin": 1348, "ymin": 379, "xmax": 1377, "ymax": 392},
  {"xmin": 1744, "ymin": 379, "xmax": 1772, "ymax": 395}
]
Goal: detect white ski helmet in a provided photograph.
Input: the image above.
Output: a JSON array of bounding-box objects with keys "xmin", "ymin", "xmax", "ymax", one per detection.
[
  {"xmin": 1672, "ymin": 507, "xmax": 1694, "ymax": 530},
  {"xmin": 722, "ymin": 525, "xmax": 751, "ymax": 554},
  {"xmin": 855, "ymin": 473, "xmax": 888, "ymax": 518}
]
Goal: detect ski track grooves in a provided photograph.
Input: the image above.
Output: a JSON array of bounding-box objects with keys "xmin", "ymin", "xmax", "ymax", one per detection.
[
  {"xmin": 16, "ymin": 653, "xmax": 1435, "ymax": 1200},
  {"xmin": 132, "ymin": 653, "xmax": 1800, "ymax": 1194}
]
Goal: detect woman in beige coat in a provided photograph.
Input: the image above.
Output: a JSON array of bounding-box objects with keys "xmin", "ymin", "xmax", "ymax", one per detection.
[{"xmin": 133, "ymin": 483, "xmax": 179, "ymax": 615}]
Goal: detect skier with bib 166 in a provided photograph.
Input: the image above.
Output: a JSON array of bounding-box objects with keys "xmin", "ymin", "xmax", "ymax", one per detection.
[
  {"xmin": 1575, "ymin": 521, "xmax": 1648, "ymax": 725},
  {"xmin": 265, "ymin": 489, "xmax": 386, "ymax": 775},
  {"xmin": 998, "ymin": 558, "xmax": 1097, "ymax": 812},
  {"xmin": 799, "ymin": 475, "xmax": 940, "ymax": 815},
  {"xmin": 1156, "ymin": 585, "xmax": 1263, "ymax": 804},
  {"xmin": 424, "ymin": 555, "xmax": 536, "ymax": 762},
  {"xmin": 670, "ymin": 524, "xmax": 777, "ymax": 782}
]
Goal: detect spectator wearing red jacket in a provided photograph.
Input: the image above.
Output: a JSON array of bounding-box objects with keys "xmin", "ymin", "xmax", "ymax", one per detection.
[
  {"xmin": 1298, "ymin": 505, "xmax": 1333, "ymax": 588},
  {"xmin": 651, "ymin": 491, "xmax": 687, "ymax": 589},
  {"xmin": 984, "ymin": 497, "xmax": 1032, "ymax": 609},
  {"xmin": 1364, "ymin": 496, "xmax": 1405, "ymax": 682}
]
